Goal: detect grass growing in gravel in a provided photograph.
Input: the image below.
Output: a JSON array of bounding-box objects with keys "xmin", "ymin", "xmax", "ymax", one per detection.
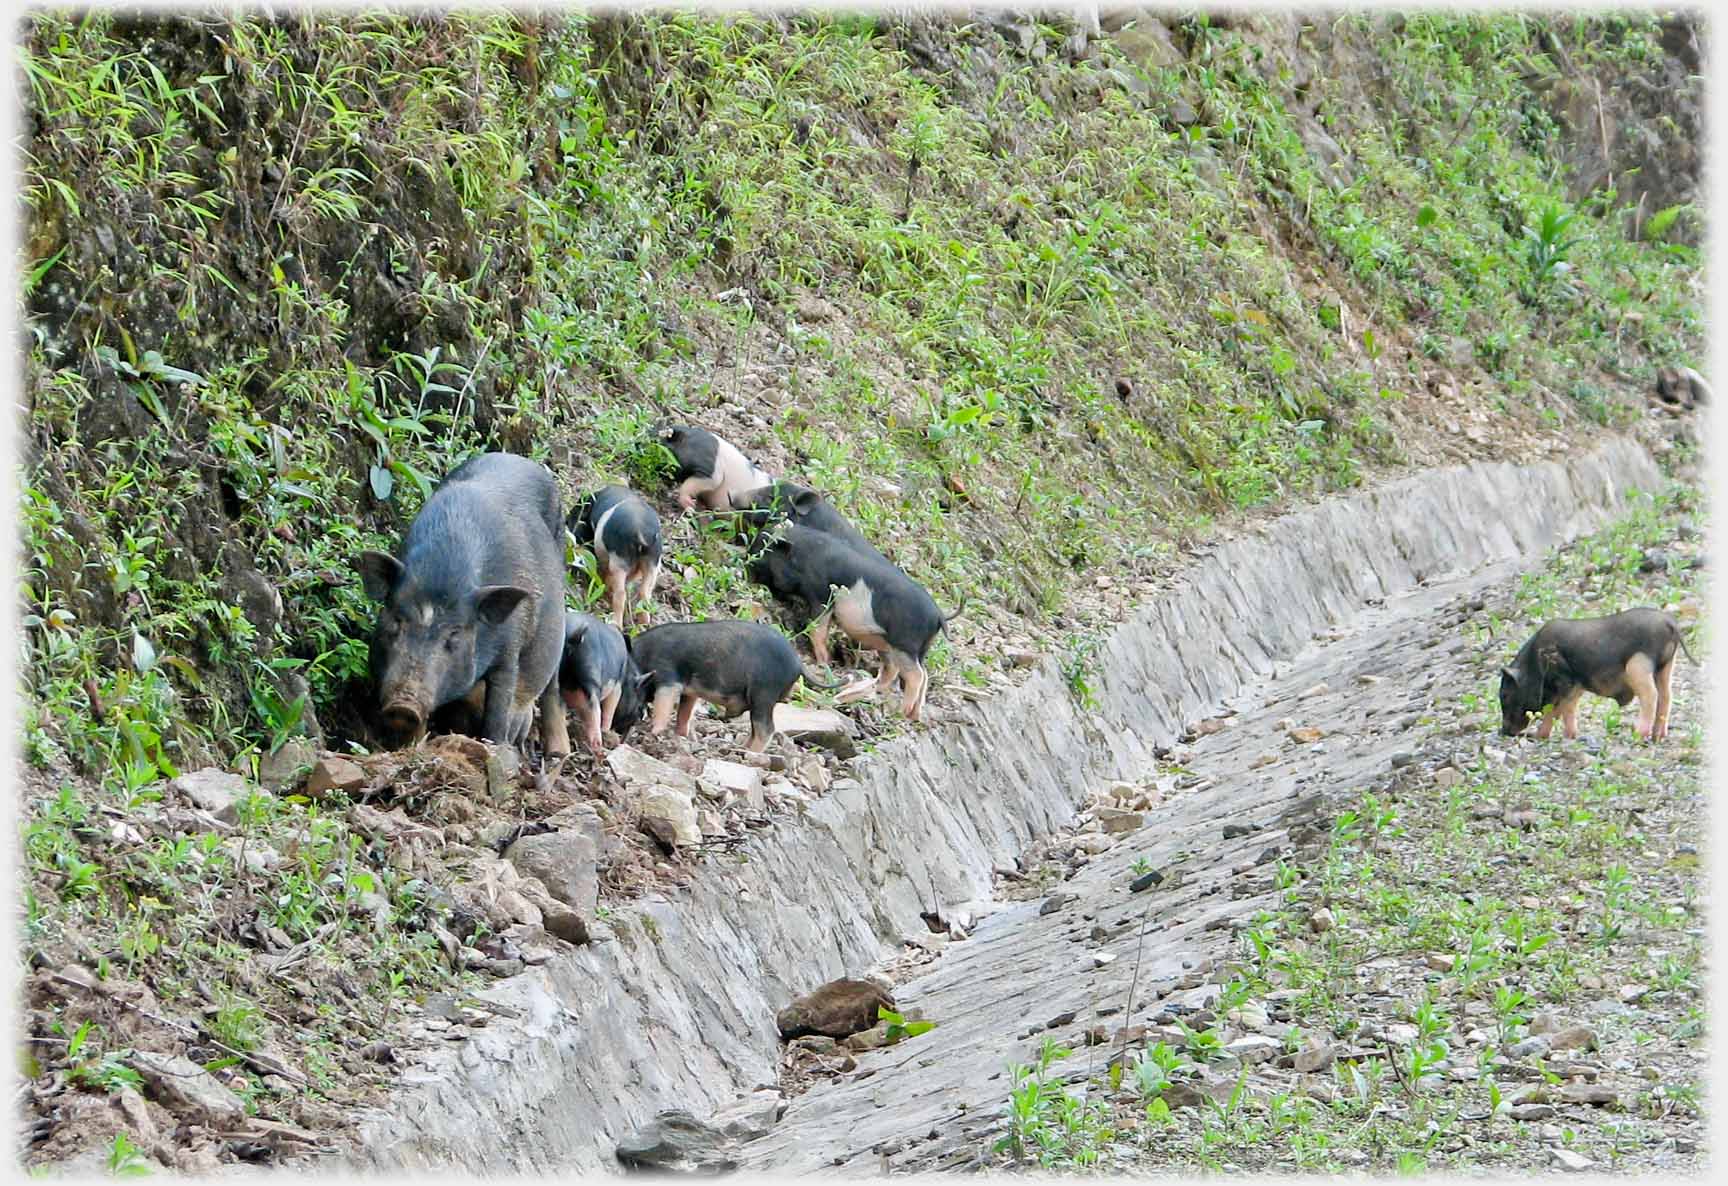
[{"xmin": 989, "ymin": 486, "xmax": 1707, "ymax": 1173}]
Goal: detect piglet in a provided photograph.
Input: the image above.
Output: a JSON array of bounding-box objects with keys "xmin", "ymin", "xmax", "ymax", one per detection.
[
  {"xmin": 568, "ymin": 485, "xmax": 662, "ymax": 628},
  {"xmin": 746, "ymin": 523, "xmax": 957, "ymax": 721},
  {"xmin": 657, "ymin": 423, "xmax": 773, "ymax": 511},
  {"xmin": 628, "ymin": 620, "xmax": 811, "ymax": 753},
  {"xmin": 1500, "ymin": 607, "xmax": 1693, "ymax": 742},
  {"xmin": 559, "ymin": 611, "xmax": 648, "ymax": 757},
  {"xmin": 730, "ymin": 480, "xmax": 891, "ymax": 565}
]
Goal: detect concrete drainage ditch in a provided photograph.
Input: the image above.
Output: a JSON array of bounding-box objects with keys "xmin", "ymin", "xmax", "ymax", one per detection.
[{"xmin": 345, "ymin": 436, "xmax": 1662, "ymax": 1174}]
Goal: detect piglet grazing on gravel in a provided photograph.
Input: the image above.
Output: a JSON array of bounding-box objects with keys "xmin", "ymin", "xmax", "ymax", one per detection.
[
  {"xmin": 356, "ymin": 452, "xmax": 569, "ymax": 758},
  {"xmin": 1500, "ymin": 608, "xmax": 1693, "ymax": 742},
  {"xmin": 657, "ymin": 423, "xmax": 773, "ymax": 512},
  {"xmin": 559, "ymin": 611, "xmax": 648, "ymax": 757},
  {"xmin": 627, "ymin": 620, "xmax": 816, "ymax": 753},
  {"xmin": 746, "ymin": 522, "xmax": 957, "ymax": 721},
  {"xmin": 568, "ymin": 485, "xmax": 662, "ymax": 628}
]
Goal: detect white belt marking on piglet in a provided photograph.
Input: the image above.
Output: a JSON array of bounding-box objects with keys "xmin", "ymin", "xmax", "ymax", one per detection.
[
  {"xmin": 592, "ymin": 502, "xmax": 621, "ymax": 564},
  {"xmin": 832, "ymin": 580, "xmax": 884, "ymax": 637}
]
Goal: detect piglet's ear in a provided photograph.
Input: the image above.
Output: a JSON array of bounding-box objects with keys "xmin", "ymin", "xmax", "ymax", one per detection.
[
  {"xmin": 474, "ymin": 585, "xmax": 531, "ymax": 626},
  {"xmin": 357, "ymin": 551, "xmax": 404, "ymax": 601},
  {"xmin": 790, "ymin": 488, "xmax": 819, "ymax": 514}
]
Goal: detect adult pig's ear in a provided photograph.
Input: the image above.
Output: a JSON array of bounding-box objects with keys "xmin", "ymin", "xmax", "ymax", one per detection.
[
  {"xmin": 474, "ymin": 585, "xmax": 532, "ymax": 626},
  {"xmin": 1500, "ymin": 666, "xmax": 1518, "ymax": 685},
  {"xmin": 357, "ymin": 551, "xmax": 404, "ymax": 601}
]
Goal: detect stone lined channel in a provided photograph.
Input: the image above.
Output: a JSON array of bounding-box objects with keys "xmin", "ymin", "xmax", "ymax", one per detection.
[{"xmin": 348, "ymin": 437, "xmax": 1661, "ymax": 1173}]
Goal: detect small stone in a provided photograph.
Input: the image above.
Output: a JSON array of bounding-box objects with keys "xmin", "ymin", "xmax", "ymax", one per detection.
[
  {"xmin": 711, "ymin": 1089, "xmax": 785, "ymax": 1141},
  {"xmin": 1511, "ymin": 1103, "xmax": 1557, "ymax": 1121},
  {"xmin": 305, "ymin": 755, "xmax": 366, "ymax": 798},
  {"xmin": 1426, "ymin": 953, "xmax": 1456, "ymax": 972},
  {"xmin": 1390, "ymin": 752, "xmax": 1418, "ymax": 768},
  {"xmin": 485, "ymin": 744, "xmax": 520, "ymax": 801},
  {"xmin": 1432, "ymin": 767, "xmax": 1462, "ymax": 789},
  {"xmin": 1308, "ymin": 907, "xmax": 1335, "ymax": 933},
  {"xmin": 128, "ymin": 1051, "xmax": 246, "ymax": 1129},
  {"xmin": 1559, "ymin": 1084, "xmax": 1619, "ymax": 1107},
  {"xmin": 1618, "ymin": 983, "xmax": 1648, "ymax": 1004},
  {"xmin": 773, "ymin": 706, "xmax": 859, "ymax": 758},
  {"xmin": 1005, "ymin": 648, "xmax": 1040, "ymax": 669},
  {"xmin": 777, "ymin": 979, "xmax": 894, "ymax": 1041},
  {"xmin": 258, "ymin": 738, "xmax": 319, "ymax": 792},
  {"xmin": 1095, "ymin": 807, "xmax": 1144, "ymax": 834},
  {"xmin": 847, "ymin": 1023, "xmax": 891, "ymax": 1052},
  {"xmin": 1129, "ymin": 869, "xmax": 1165, "ymax": 893},
  {"xmin": 1293, "ymin": 1044, "xmax": 1335, "ymax": 1073},
  {"xmin": 1507, "ymin": 1035, "xmax": 1552, "ymax": 1059},
  {"xmin": 1288, "ymin": 726, "xmax": 1324, "ymax": 744},
  {"xmin": 171, "ymin": 769, "xmax": 256, "ymax": 825},
  {"xmin": 1224, "ymin": 1036, "xmax": 1281, "ymax": 1065},
  {"xmin": 1297, "ymin": 682, "xmax": 1329, "ymax": 699},
  {"xmin": 1550, "ymin": 1149, "xmax": 1595, "ymax": 1172},
  {"xmin": 1503, "ymin": 809, "xmax": 1542, "ymax": 831},
  {"xmin": 699, "ymin": 759, "xmax": 765, "ymax": 801},
  {"xmin": 616, "ymin": 1110, "xmax": 737, "ymax": 1174},
  {"xmin": 1356, "ymin": 674, "xmax": 1383, "ymax": 686},
  {"xmin": 1039, "ymin": 893, "xmax": 1078, "ymax": 916},
  {"xmin": 1091, "ymin": 953, "xmax": 1117, "ymax": 969},
  {"xmin": 637, "ymin": 787, "xmax": 702, "ymax": 848},
  {"xmin": 1222, "ymin": 822, "xmax": 1258, "ymax": 840},
  {"xmin": 1528, "ymin": 1012, "xmax": 1559, "ymax": 1035},
  {"xmin": 1548, "ymin": 1025, "xmax": 1597, "ymax": 1053}
]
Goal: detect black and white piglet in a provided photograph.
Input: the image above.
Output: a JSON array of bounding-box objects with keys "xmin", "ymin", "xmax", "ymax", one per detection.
[
  {"xmin": 657, "ymin": 424, "xmax": 774, "ymax": 512},
  {"xmin": 746, "ymin": 523, "xmax": 954, "ymax": 721},
  {"xmin": 568, "ymin": 485, "xmax": 662, "ymax": 627}
]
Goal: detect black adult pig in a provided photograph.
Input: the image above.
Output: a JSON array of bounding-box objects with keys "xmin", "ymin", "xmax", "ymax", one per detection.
[
  {"xmin": 560, "ymin": 610, "xmax": 648, "ymax": 756},
  {"xmin": 1500, "ymin": 608, "xmax": 1692, "ymax": 743},
  {"xmin": 356, "ymin": 452, "xmax": 569, "ymax": 757},
  {"xmin": 730, "ymin": 480, "xmax": 891, "ymax": 565},
  {"xmin": 628, "ymin": 620, "xmax": 812, "ymax": 753},
  {"xmin": 746, "ymin": 523, "xmax": 954, "ymax": 721},
  {"xmin": 568, "ymin": 485, "xmax": 662, "ymax": 628},
  {"xmin": 657, "ymin": 423, "xmax": 773, "ymax": 511}
]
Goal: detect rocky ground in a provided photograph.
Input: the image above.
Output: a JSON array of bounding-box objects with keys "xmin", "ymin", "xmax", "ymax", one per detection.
[
  {"xmin": 734, "ymin": 481, "xmax": 1708, "ymax": 1176},
  {"xmin": 17, "ymin": 685, "xmax": 879, "ymax": 1174}
]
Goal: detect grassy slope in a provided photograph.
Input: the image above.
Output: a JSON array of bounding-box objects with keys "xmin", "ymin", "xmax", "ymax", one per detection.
[{"xmin": 11, "ymin": 9, "xmax": 1705, "ymax": 1166}]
